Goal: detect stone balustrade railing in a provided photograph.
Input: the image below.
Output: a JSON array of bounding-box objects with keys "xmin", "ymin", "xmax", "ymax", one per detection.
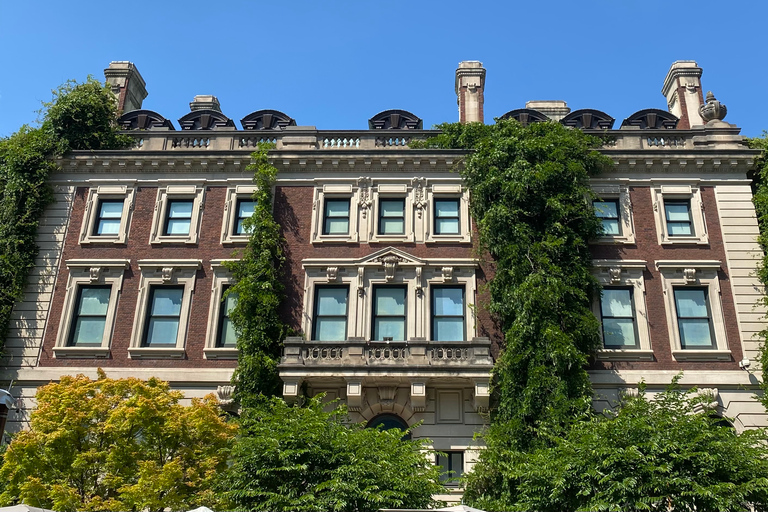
[{"xmin": 280, "ymin": 336, "xmax": 494, "ymax": 368}]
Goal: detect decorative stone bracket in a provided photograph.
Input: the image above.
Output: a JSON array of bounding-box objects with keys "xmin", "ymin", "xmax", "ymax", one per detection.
[
  {"xmin": 346, "ymin": 381, "xmax": 364, "ymax": 412},
  {"xmin": 410, "ymin": 382, "xmax": 427, "ymax": 412},
  {"xmin": 283, "ymin": 380, "xmax": 303, "ymax": 403},
  {"xmin": 472, "ymin": 379, "xmax": 490, "ymax": 413}
]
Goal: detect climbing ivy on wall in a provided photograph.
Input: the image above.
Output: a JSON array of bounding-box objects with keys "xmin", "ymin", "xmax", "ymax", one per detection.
[
  {"xmin": 225, "ymin": 144, "xmax": 287, "ymax": 407},
  {"xmin": 0, "ymin": 78, "xmax": 130, "ymax": 353}
]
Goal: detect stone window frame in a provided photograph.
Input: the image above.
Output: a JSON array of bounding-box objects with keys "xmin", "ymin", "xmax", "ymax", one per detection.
[
  {"xmin": 149, "ymin": 184, "xmax": 205, "ymax": 245},
  {"xmin": 651, "ymin": 183, "xmax": 708, "ymax": 245},
  {"xmin": 370, "ymin": 183, "xmax": 416, "ymax": 244},
  {"xmin": 301, "ymin": 248, "xmax": 477, "ymax": 341},
  {"xmin": 591, "ymin": 182, "xmax": 635, "ymax": 245},
  {"xmin": 128, "ymin": 259, "xmax": 201, "ymax": 359},
  {"xmin": 204, "ymin": 259, "xmax": 238, "ymax": 359},
  {"xmin": 79, "ymin": 185, "xmax": 136, "ymax": 245},
  {"xmin": 53, "ymin": 259, "xmax": 130, "ymax": 358},
  {"xmin": 592, "ymin": 260, "xmax": 653, "ymax": 361},
  {"xmin": 426, "ymin": 184, "xmax": 472, "ymax": 244},
  {"xmin": 656, "ymin": 260, "xmax": 730, "ymax": 361},
  {"xmin": 310, "ymin": 183, "xmax": 360, "ymax": 244},
  {"xmin": 221, "ymin": 185, "xmax": 257, "ymax": 245}
]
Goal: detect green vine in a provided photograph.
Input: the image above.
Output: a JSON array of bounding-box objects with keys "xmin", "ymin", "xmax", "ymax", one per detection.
[
  {"xmin": 421, "ymin": 120, "xmax": 612, "ymax": 445},
  {"xmin": 226, "ymin": 144, "xmax": 287, "ymax": 407},
  {"xmin": 0, "ymin": 78, "xmax": 129, "ymax": 352}
]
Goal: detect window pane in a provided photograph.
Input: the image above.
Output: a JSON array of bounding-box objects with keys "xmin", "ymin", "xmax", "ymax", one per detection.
[
  {"xmin": 97, "ymin": 219, "xmax": 121, "ymax": 235},
  {"xmin": 435, "ymin": 317, "xmax": 464, "ymax": 341},
  {"xmin": 436, "ymin": 218, "xmax": 459, "ymax": 234},
  {"xmin": 166, "ymin": 219, "xmax": 191, "ymax": 235},
  {"xmin": 380, "ymin": 199, "xmax": 404, "ymax": 217},
  {"xmin": 325, "ymin": 200, "xmax": 349, "ymax": 217},
  {"xmin": 679, "ymin": 319, "xmax": 714, "ymax": 348},
  {"xmin": 78, "ymin": 287, "xmax": 110, "ymax": 316},
  {"xmin": 317, "ymin": 288, "xmax": 348, "ymax": 316},
  {"xmin": 219, "ymin": 318, "xmax": 237, "ymax": 347},
  {"xmin": 316, "ymin": 318, "xmax": 347, "ymax": 341},
  {"xmin": 380, "ymin": 218, "xmax": 404, "ymax": 234},
  {"xmin": 375, "ymin": 288, "xmax": 405, "ymax": 315},
  {"xmin": 594, "ymin": 201, "xmax": 618, "ymax": 219},
  {"xmin": 99, "ymin": 201, "xmax": 123, "ymax": 218},
  {"xmin": 674, "ymin": 289, "xmax": 708, "ymax": 317},
  {"xmin": 602, "ymin": 318, "xmax": 637, "ymax": 347},
  {"xmin": 601, "ymin": 219, "xmax": 621, "ymax": 235},
  {"xmin": 146, "ymin": 318, "xmax": 179, "ymax": 345},
  {"xmin": 435, "ymin": 200, "xmax": 459, "ymax": 217},
  {"xmin": 71, "ymin": 318, "xmax": 106, "ymax": 345},
  {"xmin": 238, "ymin": 201, "xmax": 256, "ymax": 219},
  {"xmin": 600, "ymin": 289, "xmax": 632, "ymax": 318},
  {"xmin": 151, "ymin": 288, "xmax": 183, "ymax": 316},
  {"xmin": 665, "ymin": 203, "xmax": 691, "ymax": 221},
  {"xmin": 667, "ymin": 222, "xmax": 693, "ymax": 236},
  {"xmin": 450, "ymin": 452, "xmax": 463, "ymax": 479},
  {"xmin": 434, "ymin": 288, "xmax": 464, "ymax": 316},
  {"xmin": 168, "ymin": 201, "xmax": 193, "ymax": 218},
  {"xmin": 325, "ymin": 218, "xmax": 349, "ymax": 234},
  {"xmin": 224, "ymin": 292, "xmax": 238, "ymax": 315},
  {"xmin": 375, "ymin": 318, "xmax": 405, "ymax": 341}
]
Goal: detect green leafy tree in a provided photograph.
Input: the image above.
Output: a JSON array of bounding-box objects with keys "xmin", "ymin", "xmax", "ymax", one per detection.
[
  {"xmin": 220, "ymin": 396, "xmax": 444, "ymax": 511},
  {"xmin": 0, "ymin": 371, "xmax": 236, "ymax": 512},
  {"xmin": 226, "ymin": 143, "xmax": 287, "ymax": 406},
  {"xmin": 464, "ymin": 382, "xmax": 768, "ymax": 512},
  {"xmin": 421, "ymin": 120, "xmax": 612, "ymax": 447}
]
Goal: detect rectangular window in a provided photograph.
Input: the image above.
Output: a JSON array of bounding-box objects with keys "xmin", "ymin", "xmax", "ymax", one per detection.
[
  {"xmin": 234, "ymin": 199, "xmax": 256, "ymax": 235},
  {"xmin": 436, "ymin": 452, "xmax": 463, "ymax": 487},
  {"xmin": 432, "ymin": 286, "xmax": 465, "ymax": 341},
  {"xmin": 600, "ymin": 288, "xmax": 638, "ymax": 348},
  {"xmin": 379, "ymin": 198, "xmax": 405, "ymax": 235},
  {"xmin": 434, "ymin": 199, "xmax": 460, "ymax": 235},
  {"xmin": 323, "ymin": 199, "xmax": 350, "ymax": 235},
  {"xmin": 594, "ymin": 200, "xmax": 621, "ymax": 236},
  {"xmin": 68, "ymin": 286, "xmax": 111, "ymax": 346},
  {"xmin": 372, "ymin": 286, "xmax": 406, "ymax": 341},
  {"xmin": 674, "ymin": 288, "xmax": 714, "ymax": 349},
  {"xmin": 164, "ymin": 200, "xmax": 193, "ymax": 236},
  {"xmin": 217, "ymin": 286, "xmax": 238, "ymax": 347},
  {"xmin": 665, "ymin": 200, "xmax": 694, "ymax": 236},
  {"xmin": 144, "ymin": 286, "xmax": 183, "ymax": 346},
  {"xmin": 93, "ymin": 200, "xmax": 124, "ymax": 236},
  {"xmin": 313, "ymin": 286, "xmax": 349, "ymax": 341}
]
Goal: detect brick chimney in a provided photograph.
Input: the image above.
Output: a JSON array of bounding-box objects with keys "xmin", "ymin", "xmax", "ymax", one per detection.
[
  {"xmin": 661, "ymin": 61, "xmax": 705, "ymax": 129},
  {"xmin": 455, "ymin": 61, "xmax": 486, "ymax": 124},
  {"xmin": 189, "ymin": 95, "xmax": 222, "ymax": 112},
  {"xmin": 104, "ymin": 61, "xmax": 147, "ymax": 113}
]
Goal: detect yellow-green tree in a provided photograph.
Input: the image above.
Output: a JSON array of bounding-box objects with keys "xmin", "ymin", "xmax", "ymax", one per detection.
[{"xmin": 0, "ymin": 371, "xmax": 236, "ymax": 512}]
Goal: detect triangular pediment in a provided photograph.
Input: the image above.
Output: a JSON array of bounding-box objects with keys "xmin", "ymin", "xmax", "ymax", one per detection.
[{"xmin": 356, "ymin": 247, "xmax": 424, "ymax": 266}]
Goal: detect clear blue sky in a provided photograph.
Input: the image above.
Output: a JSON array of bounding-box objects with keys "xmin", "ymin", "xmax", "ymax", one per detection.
[{"xmin": 1, "ymin": 1, "xmax": 766, "ymax": 137}]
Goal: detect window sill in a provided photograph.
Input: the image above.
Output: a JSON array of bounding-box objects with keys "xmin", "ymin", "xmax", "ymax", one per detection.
[
  {"xmin": 672, "ymin": 349, "xmax": 731, "ymax": 361},
  {"xmin": 593, "ymin": 235, "xmax": 636, "ymax": 245},
  {"xmin": 596, "ymin": 349, "xmax": 655, "ymax": 361},
  {"xmin": 370, "ymin": 234, "xmax": 415, "ymax": 243},
  {"xmin": 80, "ymin": 236, "xmax": 126, "ymax": 245},
  {"xmin": 53, "ymin": 346, "xmax": 111, "ymax": 358},
  {"xmin": 128, "ymin": 347, "xmax": 186, "ymax": 359},
  {"xmin": 425, "ymin": 235, "xmax": 471, "ymax": 244},
  {"xmin": 660, "ymin": 237, "xmax": 709, "ymax": 246},
  {"xmin": 150, "ymin": 236, "xmax": 198, "ymax": 245},
  {"xmin": 312, "ymin": 234, "xmax": 359, "ymax": 244},
  {"xmin": 204, "ymin": 347, "xmax": 238, "ymax": 359},
  {"xmin": 221, "ymin": 236, "xmax": 250, "ymax": 245}
]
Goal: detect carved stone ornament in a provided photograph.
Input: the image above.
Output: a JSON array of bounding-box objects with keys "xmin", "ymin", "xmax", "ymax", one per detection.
[
  {"xmin": 692, "ymin": 387, "xmax": 720, "ymax": 413},
  {"xmin": 161, "ymin": 267, "xmax": 174, "ymax": 283},
  {"xmin": 326, "ymin": 267, "xmax": 338, "ymax": 282},
  {"xmin": 410, "ymin": 382, "xmax": 427, "ymax": 412},
  {"xmin": 609, "ymin": 267, "xmax": 622, "ymax": 284},
  {"xmin": 378, "ymin": 386, "xmax": 398, "ymax": 410},
  {"xmin": 357, "ymin": 267, "xmax": 365, "ymax": 297},
  {"xmin": 378, "ymin": 255, "xmax": 404, "ymax": 282},
  {"xmin": 216, "ymin": 385, "xmax": 235, "ymax": 406},
  {"xmin": 699, "ymin": 91, "xmax": 727, "ymax": 123},
  {"xmin": 412, "ymin": 177, "xmax": 427, "ymax": 218},
  {"xmin": 89, "ymin": 267, "xmax": 102, "ymax": 283},
  {"xmin": 358, "ymin": 177, "xmax": 372, "ymax": 218},
  {"xmin": 441, "ymin": 266, "xmax": 454, "ymax": 282},
  {"xmin": 683, "ymin": 268, "xmax": 697, "ymax": 284},
  {"xmin": 347, "ymin": 381, "xmax": 364, "ymax": 412},
  {"xmin": 415, "ymin": 267, "xmax": 423, "ymax": 297}
]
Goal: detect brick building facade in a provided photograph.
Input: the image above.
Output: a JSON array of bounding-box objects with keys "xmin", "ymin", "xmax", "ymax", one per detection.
[{"xmin": 1, "ymin": 59, "xmax": 766, "ymax": 500}]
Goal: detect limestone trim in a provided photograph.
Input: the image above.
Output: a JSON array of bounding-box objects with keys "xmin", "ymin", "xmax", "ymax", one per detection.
[
  {"xmin": 53, "ymin": 259, "xmax": 131, "ymax": 359},
  {"xmin": 655, "ymin": 260, "xmax": 730, "ymax": 361},
  {"xmin": 204, "ymin": 260, "xmax": 238, "ymax": 359},
  {"xmin": 591, "ymin": 181, "xmax": 635, "ymax": 245},
  {"xmin": 79, "ymin": 185, "xmax": 136, "ymax": 245},
  {"xmin": 592, "ymin": 260, "xmax": 653, "ymax": 361},
  {"xmin": 301, "ymin": 248, "xmax": 477, "ymax": 341},
  {"xmin": 128, "ymin": 259, "xmax": 202, "ymax": 359},
  {"xmin": 221, "ymin": 184, "xmax": 257, "ymax": 245},
  {"xmin": 425, "ymin": 184, "xmax": 471, "ymax": 244},
  {"xmin": 310, "ymin": 181, "xmax": 361, "ymax": 244},
  {"xmin": 650, "ymin": 182, "xmax": 708, "ymax": 245},
  {"xmin": 149, "ymin": 184, "xmax": 205, "ymax": 245}
]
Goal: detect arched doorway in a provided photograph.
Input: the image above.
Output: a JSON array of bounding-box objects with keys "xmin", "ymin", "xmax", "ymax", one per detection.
[{"xmin": 367, "ymin": 414, "xmax": 411, "ymax": 440}]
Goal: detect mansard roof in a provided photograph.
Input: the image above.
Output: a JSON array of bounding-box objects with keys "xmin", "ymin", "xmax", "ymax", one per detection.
[
  {"xmin": 240, "ymin": 109, "xmax": 296, "ymax": 130},
  {"xmin": 561, "ymin": 109, "xmax": 615, "ymax": 129},
  {"xmin": 621, "ymin": 108, "xmax": 679, "ymax": 129},
  {"xmin": 498, "ymin": 108, "xmax": 550, "ymax": 126},
  {"xmin": 368, "ymin": 109, "xmax": 423, "ymax": 130},
  {"xmin": 177, "ymin": 109, "xmax": 235, "ymax": 130},
  {"xmin": 117, "ymin": 110, "xmax": 175, "ymax": 130}
]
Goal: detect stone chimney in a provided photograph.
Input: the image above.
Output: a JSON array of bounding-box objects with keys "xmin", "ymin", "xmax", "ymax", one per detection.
[
  {"xmin": 189, "ymin": 95, "xmax": 222, "ymax": 112},
  {"xmin": 525, "ymin": 100, "xmax": 571, "ymax": 121},
  {"xmin": 104, "ymin": 61, "xmax": 147, "ymax": 113},
  {"xmin": 661, "ymin": 61, "xmax": 706, "ymax": 129},
  {"xmin": 455, "ymin": 61, "xmax": 486, "ymax": 124}
]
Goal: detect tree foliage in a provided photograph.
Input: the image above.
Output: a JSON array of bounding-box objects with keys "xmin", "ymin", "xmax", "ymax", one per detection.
[
  {"xmin": 0, "ymin": 371, "xmax": 236, "ymax": 512},
  {"xmin": 226, "ymin": 143, "xmax": 287, "ymax": 406},
  {"xmin": 421, "ymin": 120, "xmax": 612, "ymax": 447},
  {"xmin": 464, "ymin": 382, "xmax": 768, "ymax": 512},
  {"xmin": 219, "ymin": 396, "xmax": 444, "ymax": 511},
  {"xmin": 0, "ymin": 78, "xmax": 130, "ymax": 350}
]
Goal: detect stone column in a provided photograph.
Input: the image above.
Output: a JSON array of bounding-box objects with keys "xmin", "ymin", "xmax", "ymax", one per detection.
[
  {"xmin": 455, "ymin": 61, "xmax": 486, "ymax": 124},
  {"xmin": 104, "ymin": 61, "xmax": 148, "ymax": 113},
  {"xmin": 661, "ymin": 60, "xmax": 705, "ymax": 129}
]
